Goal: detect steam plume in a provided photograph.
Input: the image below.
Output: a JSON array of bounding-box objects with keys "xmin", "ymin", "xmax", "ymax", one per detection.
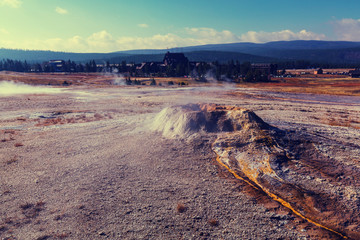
[{"xmin": 0, "ymin": 81, "xmax": 64, "ymax": 96}]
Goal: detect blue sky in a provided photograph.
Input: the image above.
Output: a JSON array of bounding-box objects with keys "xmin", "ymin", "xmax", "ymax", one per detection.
[{"xmin": 0, "ymin": 0, "xmax": 360, "ymax": 52}]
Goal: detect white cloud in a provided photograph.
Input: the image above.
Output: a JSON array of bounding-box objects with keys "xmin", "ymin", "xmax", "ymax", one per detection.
[
  {"xmin": 0, "ymin": 28, "xmax": 9, "ymax": 35},
  {"xmin": 0, "ymin": 28, "xmax": 327, "ymax": 53},
  {"xmin": 0, "ymin": 0, "xmax": 22, "ymax": 8},
  {"xmin": 240, "ymin": 29, "xmax": 326, "ymax": 43},
  {"xmin": 55, "ymin": 7, "xmax": 68, "ymax": 15},
  {"xmin": 87, "ymin": 30, "xmax": 118, "ymax": 51},
  {"xmin": 116, "ymin": 33, "xmax": 186, "ymax": 50},
  {"xmin": 138, "ymin": 23, "xmax": 149, "ymax": 28},
  {"xmin": 333, "ymin": 18, "xmax": 360, "ymax": 41},
  {"xmin": 13, "ymin": 31, "xmax": 121, "ymax": 53},
  {"xmin": 185, "ymin": 27, "xmax": 240, "ymax": 44}
]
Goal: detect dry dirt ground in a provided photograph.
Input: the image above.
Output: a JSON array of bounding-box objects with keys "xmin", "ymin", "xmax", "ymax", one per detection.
[{"xmin": 1, "ymin": 83, "xmax": 360, "ymax": 239}]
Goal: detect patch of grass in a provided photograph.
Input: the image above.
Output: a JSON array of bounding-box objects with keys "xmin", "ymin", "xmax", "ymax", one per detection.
[
  {"xmin": 208, "ymin": 218, "xmax": 219, "ymax": 226},
  {"xmin": 53, "ymin": 110, "xmax": 74, "ymax": 115},
  {"xmin": 6, "ymin": 156, "xmax": 18, "ymax": 165},
  {"xmin": 1, "ymin": 130, "xmax": 15, "ymax": 142},
  {"xmin": 0, "ymin": 225, "xmax": 8, "ymax": 232},
  {"xmin": 16, "ymin": 117, "xmax": 27, "ymax": 121},
  {"xmin": 4, "ymin": 130, "xmax": 16, "ymax": 134},
  {"xmin": 36, "ymin": 201, "xmax": 45, "ymax": 207},
  {"xmin": 94, "ymin": 113, "xmax": 103, "ymax": 119},
  {"xmin": 176, "ymin": 203, "xmax": 187, "ymax": 213},
  {"xmin": 4, "ymin": 217, "xmax": 13, "ymax": 225},
  {"xmin": 327, "ymin": 118, "xmax": 353, "ymax": 128},
  {"xmin": 36, "ymin": 235, "xmax": 51, "ymax": 240},
  {"xmin": 54, "ymin": 232, "xmax": 70, "ymax": 239},
  {"xmin": 14, "ymin": 142, "xmax": 24, "ymax": 147},
  {"xmin": 54, "ymin": 213, "xmax": 66, "ymax": 221},
  {"xmin": 20, "ymin": 201, "xmax": 45, "ymax": 219},
  {"xmin": 20, "ymin": 203, "xmax": 34, "ymax": 210},
  {"xmin": 1, "ymin": 130, "xmax": 17, "ymax": 142}
]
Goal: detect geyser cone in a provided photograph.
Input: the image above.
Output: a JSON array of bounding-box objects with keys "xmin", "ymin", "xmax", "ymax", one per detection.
[
  {"xmin": 153, "ymin": 104, "xmax": 360, "ymax": 239},
  {"xmin": 151, "ymin": 103, "xmax": 269, "ymax": 139}
]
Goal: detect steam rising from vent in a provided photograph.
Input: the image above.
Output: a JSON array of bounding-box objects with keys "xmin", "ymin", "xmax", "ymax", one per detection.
[
  {"xmin": 112, "ymin": 73, "xmax": 127, "ymax": 86},
  {"xmin": 110, "ymin": 69, "xmax": 128, "ymax": 86},
  {"xmin": 204, "ymin": 70, "xmax": 217, "ymax": 83},
  {"xmin": 0, "ymin": 81, "xmax": 64, "ymax": 96},
  {"xmin": 198, "ymin": 69, "xmax": 235, "ymax": 83},
  {"xmin": 101, "ymin": 65, "xmax": 127, "ymax": 86}
]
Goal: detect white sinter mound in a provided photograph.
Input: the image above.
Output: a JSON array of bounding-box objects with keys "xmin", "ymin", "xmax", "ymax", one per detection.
[{"xmin": 152, "ymin": 103, "xmax": 267, "ymax": 139}]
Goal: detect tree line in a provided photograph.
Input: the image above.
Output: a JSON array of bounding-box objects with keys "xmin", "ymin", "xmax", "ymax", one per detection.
[
  {"xmin": 0, "ymin": 58, "xmax": 277, "ymax": 82},
  {"xmin": 0, "ymin": 59, "xmax": 98, "ymax": 73},
  {"xmin": 1, "ymin": 57, "xmax": 358, "ymax": 82}
]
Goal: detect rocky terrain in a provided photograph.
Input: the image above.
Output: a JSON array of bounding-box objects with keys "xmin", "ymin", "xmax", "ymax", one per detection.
[
  {"xmin": 154, "ymin": 103, "xmax": 360, "ymax": 239},
  {"xmin": 1, "ymin": 83, "xmax": 360, "ymax": 239}
]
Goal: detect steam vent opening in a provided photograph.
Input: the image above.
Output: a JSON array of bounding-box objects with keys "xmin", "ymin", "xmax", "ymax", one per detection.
[{"xmin": 153, "ymin": 104, "xmax": 360, "ymax": 239}]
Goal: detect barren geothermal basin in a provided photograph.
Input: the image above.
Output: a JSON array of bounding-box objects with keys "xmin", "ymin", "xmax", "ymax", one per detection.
[{"xmin": 1, "ymin": 83, "xmax": 360, "ymax": 239}]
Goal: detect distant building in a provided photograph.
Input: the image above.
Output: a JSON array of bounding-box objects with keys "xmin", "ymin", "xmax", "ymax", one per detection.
[
  {"xmin": 350, "ymin": 69, "xmax": 360, "ymax": 78},
  {"xmin": 48, "ymin": 60, "xmax": 65, "ymax": 72},
  {"xmin": 163, "ymin": 52, "xmax": 189, "ymax": 67},
  {"xmin": 250, "ymin": 63, "xmax": 278, "ymax": 81},
  {"xmin": 251, "ymin": 63, "xmax": 272, "ymax": 75},
  {"xmin": 135, "ymin": 62, "xmax": 165, "ymax": 77},
  {"xmin": 314, "ymin": 68, "xmax": 323, "ymax": 75}
]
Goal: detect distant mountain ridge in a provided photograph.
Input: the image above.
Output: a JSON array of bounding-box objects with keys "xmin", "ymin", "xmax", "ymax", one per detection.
[
  {"xmin": 0, "ymin": 48, "xmax": 131, "ymax": 63},
  {"xmin": 121, "ymin": 40, "xmax": 360, "ymax": 54},
  {"xmin": 1, "ymin": 40, "xmax": 360, "ymax": 65}
]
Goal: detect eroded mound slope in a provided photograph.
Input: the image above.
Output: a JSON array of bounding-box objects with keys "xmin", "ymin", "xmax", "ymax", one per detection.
[
  {"xmin": 151, "ymin": 104, "xmax": 268, "ymax": 139},
  {"xmin": 153, "ymin": 104, "xmax": 360, "ymax": 239}
]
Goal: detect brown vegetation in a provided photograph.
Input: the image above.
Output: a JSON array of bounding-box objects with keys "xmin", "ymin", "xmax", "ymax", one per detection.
[
  {"xmin": 323, "ymin": 113, "xmax": 360, "ymax": 130},
  {"xmin": 3, "ymin": 70, "xmax": 359, "ymax": 96},
  {"xmin": 14, "ymin": 143, "xmax": 23, "ymax": 147},
  {"xmin": 243, "ymin": 76, "xmax": 360, "ymax": 96},
  {"xmin": 208, "ymin": 219, "xmax": 219, "ymax": 227},
  {"xmin": 34, "ymin": 111, "xmax": 107, "ymax": 127},
  {"xmin": 5, "ymin": 156, "xmax": 17, "ymax": 165},
  {"xmin": 176, "ymin": 203, "xmax": 186, "ymax": 213},
  {"xmin": 1, "ymin": 130, "xmax": 17, "ymax": 142},
  {"xmin": 20, "ymin": 201, "xmax": 45, "ymax": 219}
]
